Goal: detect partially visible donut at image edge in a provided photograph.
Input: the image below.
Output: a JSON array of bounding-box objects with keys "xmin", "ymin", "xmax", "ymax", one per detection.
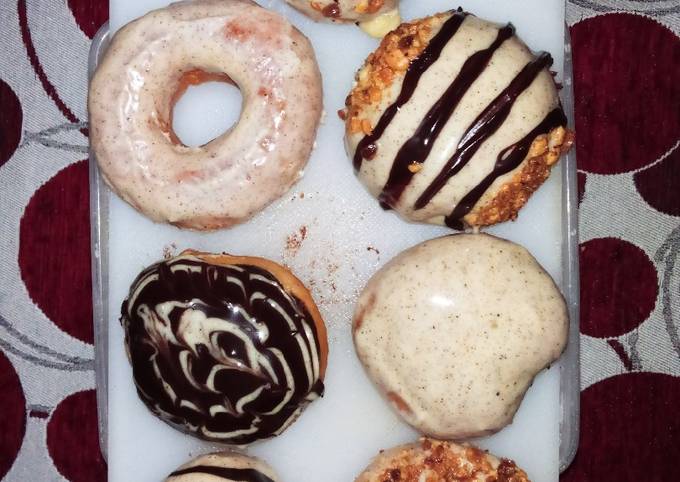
[
  {"xmin": 166, "ymin": 452, "xmax": 280, "ymax": 481},
  {"xmin": 356, "ymin": 438, "xmax": 530, "ymax": 482},
  {"xmin": 89, "ymin": 0, "xmax": 322, "ymax": 230},
  {"xmin": 286, "ymin": 0, "xmax": 398, "ymax": 23}
]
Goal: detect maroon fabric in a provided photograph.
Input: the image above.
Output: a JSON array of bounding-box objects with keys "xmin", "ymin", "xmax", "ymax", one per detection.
[
  {"xmin": 579, "ymin": 237, "xmax": 658, "ymax": 338},
  {"xmin": 19, "ymin": 160, "xmax": 94, "ymax": 344},
  {"xmin": 0, "ymin": 80, "xmax": 22, "ymax": 168},
  {"xmin": 47, "ymin": 390, "xmax": 107, "ymax": 482},
  {"xmin": 0, "ymin": 1, "xmax": 678, "ymax": 481},
  {"xmin": 0, "ymin": 351, "xmax": 26, "ymax": 479},
  {"xmin": 572, "ymin": 13, "xmax": 680, "ymax": 175},
  {"xmin": 562, "ymin": 373, "xmax": 680, "ymax": 481},
  {"xmin": 634, "ymin": 144, "xmax": 680, "ymax": 217},
  {"xmin": 565, "ymin": 8, "xmax": 680, "ymax": 481},
  {"xmin": 67, "ymin": 0, "xmax": 110, "ymax": 39}
]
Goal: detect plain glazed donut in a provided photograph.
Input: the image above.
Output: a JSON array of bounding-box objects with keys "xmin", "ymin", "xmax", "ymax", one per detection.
[
  {"xmin": 286, "ymin": 0, "xmax": 398, "ymax": 23},
  {"xmin": 89, "ymin": 0, "xmax": 323, "ymax": 230},
  {"xmin": 353, "ymin": 234, "xmax": 568, "ymax": 439}
]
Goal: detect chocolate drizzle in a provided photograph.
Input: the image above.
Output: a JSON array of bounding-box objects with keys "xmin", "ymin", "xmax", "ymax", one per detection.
[
  {"xmin": 121, "ymin": 254, "xmax": 324, "ymax": 444},
  {"xmin": 444, "ymin": 107, "xmax": 568, "ymax": 229},
  {"xmin": 352, "ymin": 11, "xmax": 468, "ymax": 172},
  {"xmin": 379, "ymin": 23, "xmax": 516, "ymax": 208},
  {"xmin": 169, "ymin": 465, "xmax": 275, "ymax": 482},
  {"xmin": 415, "ymin": 52, "xmax": 554, "ymax": 210}
]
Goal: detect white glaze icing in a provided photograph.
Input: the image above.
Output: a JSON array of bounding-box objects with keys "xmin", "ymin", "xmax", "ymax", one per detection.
[
  {"xmin": 89, "ymin": 0, "xmax": 322, "ymax": 230},
  {"xmin": 353, "ymin": 234, "xmax": 568, "ymax": 439}
]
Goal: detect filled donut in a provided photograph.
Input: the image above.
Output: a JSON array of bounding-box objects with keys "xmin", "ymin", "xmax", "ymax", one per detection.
[
  {"xmin": 356, "ymin": 438, "xmax": 529, "ymax": 482},
  {"xmin": 286, "ymin": 0, "xmax": 398, "ymax": 23},
  {"xmin": 353, "ymin": 234, "xmax": 568, "ymax": 439},
  {"xmin": 167, "ymin": 452, "xmax": 279, "ymax": 481},
  {"xmin": 89, "ymin": 0, "xmax": 322, "ymax": 230},
  {"xmin": 121, "ymin": 250, "xmax": 328, "ymax": 444},
  {"xmin": 343, "ymin": 10, "xmax": 574, "ymax": 229}
]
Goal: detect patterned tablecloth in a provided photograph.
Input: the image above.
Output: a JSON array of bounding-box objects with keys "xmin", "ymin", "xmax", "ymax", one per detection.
[{"xmin": 0, "ymin": 1, "xmax": 678, "ymax": 480}]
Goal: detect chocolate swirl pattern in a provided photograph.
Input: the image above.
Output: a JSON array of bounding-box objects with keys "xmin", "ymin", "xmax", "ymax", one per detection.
[
  {"xmin": 121, "ymin": 253, "xmax": 325, "ymax": 444},
  {"xmin": 345, "ymin": 11, "xmax": 572, "ymax": 229}
]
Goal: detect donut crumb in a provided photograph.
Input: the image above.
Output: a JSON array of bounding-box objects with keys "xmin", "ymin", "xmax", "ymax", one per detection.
[
  {"xmin": 285, "ymin": 226, "xmax": 308, "ymax": 256},
  {"xmin": 163, "ymin": 243, "xmax": 177, "ymax": 259}
]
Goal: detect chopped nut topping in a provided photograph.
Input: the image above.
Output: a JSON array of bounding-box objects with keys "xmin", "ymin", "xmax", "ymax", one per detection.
[
  {"xmin": 350, "ymin": 117, "xmax": 363, "ymax": 134},
  {"xmin": 355, "ymin": 0, "xmax": 385, "ymax": 14},
  {"xmin": 528, "ymin": 135, "xmax": 548, "ymax": 158},
  {"xmin": 361, "ymin": 118, "xmax": 373, "ymax": 135},
  {"xmin": 378, "ymin": 67, "xmax": 394, "ymax": 83},
  {"xmin": 345, "ymin": 14, "xmax": 448, "ymax": 136},
  {"xmin": 408, "ymin": 162, "xmax": 422, "ymax": 173},
  {"xmin": 465, "ymin": 128, "xmax": 575, "ymax": 228},
  {"xmin": 384, "ymin": 48, "xmax": 409, "ymax": 70},
  {"xmin": 369, "ymin": 439, "xmax": 529, "ymax": 482},
  {"xmin": 369, "ymin": 86, "xmax": 382, "ymax": 103},
  {"xmin": 548, "ymin": 125, "xmax": 566, "ymax": 149}
]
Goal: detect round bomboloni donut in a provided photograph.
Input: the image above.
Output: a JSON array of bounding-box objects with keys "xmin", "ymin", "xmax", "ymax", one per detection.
[
  {"xmin": 121, "ymin": 250, "xmax": 328, "ymax": 444},
  {"xmin": 356, "ymin": 438, "xmax": 529, "ymax": 482},
  {"xmin": 343, "ymin": 10, "xmax": 574, "ymax": 230},
  {"xmin": 353, "ymin": 234, "xmax": 568, "ymax": 439},
  {"xmin": 166, "ymin": 452, "xmax": 280, "ymax": 481},
  {"xmin": 89, "ymin": 0, "xmax": 322, "ymax": 230},
  {"xmin": 286, "ymin": 0, "xmax": 398, "ymax": 23}
]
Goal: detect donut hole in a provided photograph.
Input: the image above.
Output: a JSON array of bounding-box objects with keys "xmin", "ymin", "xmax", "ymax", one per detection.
[{"xmin": 172, "ymin": 70, "xmax": 242, "ymax": 147}]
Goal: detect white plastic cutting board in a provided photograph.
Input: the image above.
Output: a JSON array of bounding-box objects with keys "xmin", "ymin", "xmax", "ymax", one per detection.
[{"xmin": 106, "ymin": 1, "xmax": 565, "ymax": 481}]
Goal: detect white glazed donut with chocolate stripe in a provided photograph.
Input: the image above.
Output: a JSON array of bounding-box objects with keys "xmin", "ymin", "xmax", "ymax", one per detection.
[
  {"xmin": 344, "ymin": 10, "xmax": 574, "ymax": 229},
  {"xmin": 167, "ymin": 452, "xmax": 280, "ymax": 482},
  {"xmin": 121, "ymin": 250, "xmax": 328, "ymax": 444}
]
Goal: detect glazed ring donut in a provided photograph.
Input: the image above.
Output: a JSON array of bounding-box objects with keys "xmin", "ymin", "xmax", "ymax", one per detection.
[
  {"xmin": 356, "ymin": 438, "xmax": 529, "ymax": 482},
  {"xmin": 286, "ymin": 0, "xmax": 398, "ymax": 23},
  {"xmin": 89, "ymin": 0, "xmax": 322, "ymax": 230}
]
